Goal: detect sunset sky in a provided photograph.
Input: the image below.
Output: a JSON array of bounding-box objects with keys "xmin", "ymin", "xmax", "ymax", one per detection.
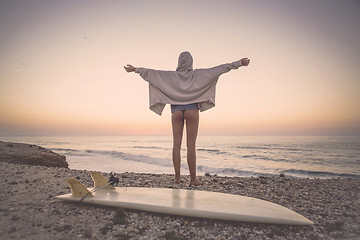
[{"xmin": 1, "ymin": 0, "xmax": 359, "ymax": 136}]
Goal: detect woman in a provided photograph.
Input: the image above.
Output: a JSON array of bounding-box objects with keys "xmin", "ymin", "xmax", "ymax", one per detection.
[{"xmin": 124, "ymin": 52, "xmax": 250, "ymax": 185}]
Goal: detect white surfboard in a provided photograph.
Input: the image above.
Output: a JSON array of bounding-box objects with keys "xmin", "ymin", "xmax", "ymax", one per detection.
[{"xmin": 55, "ymin": 172, "xmax": 313, "ymax": 225}]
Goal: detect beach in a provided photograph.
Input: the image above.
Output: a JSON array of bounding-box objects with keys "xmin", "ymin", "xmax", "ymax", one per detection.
[{"xmin": 0, "ymin": 143, "xmax": 360, "ymax": 239}]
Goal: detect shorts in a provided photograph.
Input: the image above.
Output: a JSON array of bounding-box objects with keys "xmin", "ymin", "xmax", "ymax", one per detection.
[{"xmin": 171, "ymin": 103, "xmax": 199, "ymax": 114}]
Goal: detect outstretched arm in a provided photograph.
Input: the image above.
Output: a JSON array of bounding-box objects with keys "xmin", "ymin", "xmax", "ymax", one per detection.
[
  {"xmin": 124, "ymin": 64, "xmax": 136, "ymax": 72},
  {"xmin": 203, "ymin": 57, "xmax": 250, "ymax": 77}
]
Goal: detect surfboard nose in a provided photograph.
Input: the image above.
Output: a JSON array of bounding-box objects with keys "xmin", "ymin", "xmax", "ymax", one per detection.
[{"xmin": 301, "ymin": 217, "xmax": 314, "ymax": 225}]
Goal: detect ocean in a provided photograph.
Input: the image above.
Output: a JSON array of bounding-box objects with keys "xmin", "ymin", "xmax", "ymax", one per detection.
[{"xmin": 1, "ymin": 136, "xmax": 359, "ymax": 179}]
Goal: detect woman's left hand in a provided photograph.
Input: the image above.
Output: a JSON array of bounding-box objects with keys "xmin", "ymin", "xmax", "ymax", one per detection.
[{"xmin": 124, "ymin": 64, "xmax": 136, "ymax": 72}]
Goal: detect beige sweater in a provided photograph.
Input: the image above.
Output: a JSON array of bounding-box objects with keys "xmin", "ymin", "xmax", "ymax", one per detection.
[{"xmin": 135, "ymin": 52, "xmax": 243, "ymax": 115}]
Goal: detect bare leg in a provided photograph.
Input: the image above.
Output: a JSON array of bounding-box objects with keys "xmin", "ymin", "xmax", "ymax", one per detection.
[
  {"xmin": 171, "ymin": 111, "xmax": 184, "ymax": 184},
  {"xmin": 184, "ymin": 109, "xmax": 202, "ymax": 186}
]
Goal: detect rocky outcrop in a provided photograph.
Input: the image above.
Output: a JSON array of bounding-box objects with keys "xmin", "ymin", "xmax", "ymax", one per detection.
[{"xmin": 0, "ymin": 141, "xmax": 68, "ymax": 168}]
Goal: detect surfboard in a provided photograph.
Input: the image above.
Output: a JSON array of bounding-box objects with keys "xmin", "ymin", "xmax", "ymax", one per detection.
[{"xmin": 55, "ymin": 172, "xmax": 313, "ymax": 225}]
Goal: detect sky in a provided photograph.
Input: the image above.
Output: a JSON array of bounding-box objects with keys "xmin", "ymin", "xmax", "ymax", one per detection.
[{"xmin": 0, "ymin": 0, "xmax": 359, "ymax": 136}]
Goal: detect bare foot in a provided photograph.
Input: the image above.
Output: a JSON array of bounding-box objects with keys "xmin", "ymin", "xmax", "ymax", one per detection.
[
  {"xmin": 174, "ymin": 176, "xmax": 181, "ymax": 184},
  {"xmin": 189, "ymin": 179, "xmax": 202, "ymax": 186}
]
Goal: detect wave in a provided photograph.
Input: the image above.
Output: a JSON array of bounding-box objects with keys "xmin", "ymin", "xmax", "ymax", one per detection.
[
  {"xmin": 196, "ymin": 165, "xmax": 280, "ymax": 178},
  {"xmin": 85, "ymin": 149, "xmax": 125, "ymax": 157},
  {"xmin": 60, "ymin": 148, "xmax": 261, "ymax": 177},
  {"xmin": 53, "ymin": 147, "xmax": 360, "ymax": 179},
  {"xmin": 235, "ymin": 146, "xmax": 271, "ymax": 150},
  {"xmin": 133, "ymin": 146, "xmax": 170, "ymax": 150},
  {"xmin": 197, "ymin": 166, "xmax": 360, "ymax": 179},
  {"xmin": 197, "ymin": 148, "xmax": 228, "ymax": 155},
  {"xmin": 238, "ymin": 154, "xmax": 299, "ymax": 164},
  {"xmin": 282, "ymin": 169, "xmax": 360, "ymax": 179},
  {"xmin": 235, "ymin": 146, "xmax": 313, "ymax": 152},
  {"xmin": 51, "ymin": 148, "xmax": 79, "ymax": 152},
  {"xmin": 84, "ymin": 149, "xmax": 174, "ymax": 168},
  {"xmin": 50, "ymin": 148, "xmax": 88, "ymax": 156},
  {"xmin": 197, "ymin": 165, "xmax": 256, "ymax": 177}
]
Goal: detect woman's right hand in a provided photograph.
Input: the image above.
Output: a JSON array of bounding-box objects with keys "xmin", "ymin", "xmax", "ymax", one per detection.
[{"xmin": 241, "ymin": 58, "xmax": 250, "ymax": 66}]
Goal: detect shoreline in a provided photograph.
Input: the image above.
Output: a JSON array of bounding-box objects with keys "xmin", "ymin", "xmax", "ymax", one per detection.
[
  {"xmin": 1, "ymin": 137, "xmax": 359, "ymax": 180},
  {"xmin": 1, "ymin": 161, "xmax": 359, "ymax": 239}
]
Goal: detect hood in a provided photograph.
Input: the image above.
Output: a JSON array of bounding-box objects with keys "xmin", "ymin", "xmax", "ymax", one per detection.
[{"xmin": 176, "ymin": 51, "xmax": 193, "ymax": 72}]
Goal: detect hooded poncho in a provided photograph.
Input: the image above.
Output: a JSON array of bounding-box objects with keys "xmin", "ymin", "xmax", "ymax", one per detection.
[{"xmin": 135, "ymin": 51, "xmax": 243, "ymax": 115}]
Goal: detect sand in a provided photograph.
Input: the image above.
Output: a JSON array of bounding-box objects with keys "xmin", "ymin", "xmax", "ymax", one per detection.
[{"xmin": 0, "ymin": 144, "xmax": 359, "ymax": 239}]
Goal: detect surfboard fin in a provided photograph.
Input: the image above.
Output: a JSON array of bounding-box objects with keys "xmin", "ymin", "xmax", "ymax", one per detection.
[
  {"xmin": 91, "ymin": 172, "xmax": 115, "ymax": 189},
  {"xmin": 66, "ymin": 178, "xmax": 94, "ymax": 198}
]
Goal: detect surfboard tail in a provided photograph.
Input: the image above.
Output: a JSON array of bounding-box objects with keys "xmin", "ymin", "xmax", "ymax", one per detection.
[
  {"xmin": 66, "ymin": 178, "xmax": 93, "ymax": 198},
  {"xmin": 90, "ymin": 172, "xmax": 115, "ymax": 189}
]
